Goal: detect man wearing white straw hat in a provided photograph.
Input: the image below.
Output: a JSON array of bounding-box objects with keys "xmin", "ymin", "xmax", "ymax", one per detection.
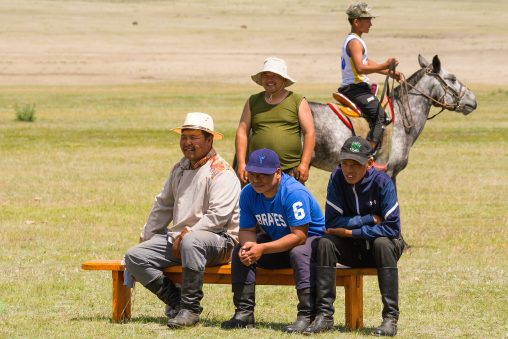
[
  {"xmin": 124, "ymin": 112, "xmax": 240, "ymax": 328},
  {"xmin": 235, "ymin": 57, "xmax": 315, "ymax": 185}
]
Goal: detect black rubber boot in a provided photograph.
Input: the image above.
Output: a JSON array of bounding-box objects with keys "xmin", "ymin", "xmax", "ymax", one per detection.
[
  {"xmin": 221, "ymin": 284, "xmax": 255, "ymax": 329},
  {"xmin": 284, "ymin": 288, "xmax": 314, "ymax": 333},
  {"xmin": 167, "ymin": 268, "xmax": 204, "ymax": 328},
  {"xmin": 164, "ymin": 299, "xmax": 180, "ymax": 319},
  {"xmin": 375, "ymin": 318, "xmax": 398, "ymax": 337},
  {"xmin": 145, "ymin": 275, "xmax": 180, "ymax": 318},
  {"xmin": 374, "ymin": 268, "xmax": 399, "ymax": 336},
  {"xmin": 303, "ymin": 267, "xmax": 335, "ymax": 334}
]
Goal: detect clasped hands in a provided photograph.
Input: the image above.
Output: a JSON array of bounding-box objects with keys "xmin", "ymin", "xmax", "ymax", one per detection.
[
  {"xmin": 325, "ymin": 215, "xmax": 382, "ymax": 237},
  {"xmin": 324, "ymin": 228, "xmax": 352, "ymax": 237},
  {"xmin": 239, "ymin": 242, "xmax": 264, "ymax": 267}
]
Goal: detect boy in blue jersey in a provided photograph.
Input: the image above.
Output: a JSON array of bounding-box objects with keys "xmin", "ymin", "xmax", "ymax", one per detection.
[
  {"xmin": 304, "ymin": 136, "xmax": 405, "ymax": 336},
  {"xmin": 221, "ymin": 148, "xmax": 325, "ymax": 333}
]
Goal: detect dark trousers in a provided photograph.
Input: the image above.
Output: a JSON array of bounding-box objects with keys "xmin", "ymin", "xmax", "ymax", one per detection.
[
  {"xmin": 339, "ymin": 82, "xmax": 386, "ymax": 143},
  {"xmin": 314, "ymin": 235, "xmax": 405, "ymax": 269},
  {"xmin": 231, "ymin": 234, "xmax": 317, "ymax": 290}
]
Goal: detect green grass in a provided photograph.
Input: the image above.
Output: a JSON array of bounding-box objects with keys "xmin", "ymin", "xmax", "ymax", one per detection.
[
  {"xmin": 14, "ymin": 103, "xmax": 36, "ymax": 122},
  {"xmin": 0, "ymin": 82, "xmax": 507, "ymax": 338}
]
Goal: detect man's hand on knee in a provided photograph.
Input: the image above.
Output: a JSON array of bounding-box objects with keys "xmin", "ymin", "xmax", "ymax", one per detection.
[{"xmin": 171, "ymin": 227, "xmax": 190, "ymax": 258}]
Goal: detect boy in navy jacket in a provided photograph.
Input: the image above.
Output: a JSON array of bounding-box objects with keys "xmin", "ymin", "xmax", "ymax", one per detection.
[{"xmin": 305, "ymin": 136, "xmax": 405, "ymax": 336}]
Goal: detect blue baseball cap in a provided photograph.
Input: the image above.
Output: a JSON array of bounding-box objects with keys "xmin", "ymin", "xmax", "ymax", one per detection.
[{"xmin": 245, "ymin": 148, "xmax": 280, "ymax": 174}]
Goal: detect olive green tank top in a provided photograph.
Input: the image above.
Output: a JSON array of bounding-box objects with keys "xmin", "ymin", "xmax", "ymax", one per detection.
[{"xmin": 249, "ymin": 91, "xmax": 304, "ymax": 170}]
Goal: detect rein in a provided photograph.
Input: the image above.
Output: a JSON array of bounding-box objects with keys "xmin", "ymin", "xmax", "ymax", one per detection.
[
  {"xmin": 396, "ymin": 66, "xmax": 466, "ymax": 131},
  {"xmin": 379, "ymin": 60, "xmax": 397, "ymax": 111},
  {"xmin": 397, "ymin": 73, "xmax": 414, "ymax": 132},
  {"xmin": 376, "ymin": 60, "xmax": 400, "ymax": 128}
]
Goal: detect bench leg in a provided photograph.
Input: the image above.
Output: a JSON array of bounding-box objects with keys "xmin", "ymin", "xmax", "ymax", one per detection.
[
  {"xmin": 112, "ymin": 271, "xmax": 131, "ymax": 322},
  {"xmin": 344, "ymin": 274, "xmax": 364, "ymax": 330}
]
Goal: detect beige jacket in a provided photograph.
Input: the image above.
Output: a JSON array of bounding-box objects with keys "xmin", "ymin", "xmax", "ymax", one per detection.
[{"xmin": 141, "ymin": 153, "xmax": 240, "ymax": 242}]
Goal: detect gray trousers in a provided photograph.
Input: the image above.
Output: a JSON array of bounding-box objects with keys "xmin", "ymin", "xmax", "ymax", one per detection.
[{"xmin": 124, "ymin": 231, "xmax": 235, "ymax": 286}]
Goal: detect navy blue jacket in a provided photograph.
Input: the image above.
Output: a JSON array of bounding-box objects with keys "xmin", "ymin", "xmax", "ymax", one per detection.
[{"xmin": 325, "ymin": 167, "xmax": 401, "ymax": 240}]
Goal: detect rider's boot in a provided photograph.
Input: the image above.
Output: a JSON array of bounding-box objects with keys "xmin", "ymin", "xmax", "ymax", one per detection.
[{"xmin": 369, "ymin": 138, "xmax": 388, "ymax": 172}]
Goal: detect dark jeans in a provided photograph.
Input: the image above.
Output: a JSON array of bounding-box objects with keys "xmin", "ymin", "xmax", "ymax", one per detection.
[
  {"xmin": 231, "ymin": 233, "xmax": 317, "ymax": 290},
  {"xmin": 339, "ymin": 82, "xmax": 386, "ymax": 143},
  {"xmin": 314, "ymin": 235, "xmax": 405, "ymax": 268}
]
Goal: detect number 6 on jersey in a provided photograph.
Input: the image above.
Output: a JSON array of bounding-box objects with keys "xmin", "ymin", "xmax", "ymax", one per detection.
[{"xmin": 292, "ymin": 201, "xmax": 306, "ymax": 220}]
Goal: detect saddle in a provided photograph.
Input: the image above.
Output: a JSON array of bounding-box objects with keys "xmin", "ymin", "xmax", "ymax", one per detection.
[
  {"xmin": 331, "ymin": 84, "xmax": 393, "ymax": 122},
  {"xmin": 328, "ymin": 85, "xmax": 394, "ymax": 170},
  {"xmin": 332, "ymin": 91, "xmax": 363, "ymax": 118}
]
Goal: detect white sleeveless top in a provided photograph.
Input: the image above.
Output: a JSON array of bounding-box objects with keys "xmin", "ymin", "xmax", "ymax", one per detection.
[{"xmin": 340, "ymin": 33, "xmax": 369, "ymax": 86}]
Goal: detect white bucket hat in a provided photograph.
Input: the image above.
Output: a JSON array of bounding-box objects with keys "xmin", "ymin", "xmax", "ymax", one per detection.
[
  {"xmin": 172, "ymin": 112, "xmax": 223, "ymax": 140},
  {"xmin": 251, "ymin": 57, "xmax": 296, "ymax": 87}
]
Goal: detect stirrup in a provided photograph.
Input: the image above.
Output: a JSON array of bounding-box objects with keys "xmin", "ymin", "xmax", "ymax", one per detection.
[{"xmin": 371, "ymin": 161, "xmax": 387, "ymax": 172}]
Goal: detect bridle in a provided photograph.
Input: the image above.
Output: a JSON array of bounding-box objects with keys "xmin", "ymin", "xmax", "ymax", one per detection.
[{"xmin": 397, "ymin": 66, "xmax": 467, "ymax": 132}]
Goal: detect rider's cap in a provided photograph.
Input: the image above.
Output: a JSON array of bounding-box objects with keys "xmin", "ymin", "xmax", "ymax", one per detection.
[
  {"xmin": 346, "ymin": 2, "xmax": 377, "ymax": 19},
  {"xmin": 246, "ymin": 148, "xmax": 280, "ymax": 175},
  {"xmin": 339, "ymin": 136, "xmax": 372, "ymax": 165}
]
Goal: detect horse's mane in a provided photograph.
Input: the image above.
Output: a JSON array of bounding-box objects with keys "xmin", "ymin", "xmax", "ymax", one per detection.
[{"xmin": 392, "ymin": 67, "xmax": 426, "ymax": 99}]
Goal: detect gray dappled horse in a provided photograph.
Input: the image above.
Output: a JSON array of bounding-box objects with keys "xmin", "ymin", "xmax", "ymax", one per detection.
[{"xmin": 310, "ymin": 55, "xmax": 477, "ymax": 185}]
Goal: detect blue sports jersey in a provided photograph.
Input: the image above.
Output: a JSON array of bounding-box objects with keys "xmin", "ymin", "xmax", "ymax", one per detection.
[{"xmin": 240, "ymin": 173, "xmax": 325, "ymax": 240}]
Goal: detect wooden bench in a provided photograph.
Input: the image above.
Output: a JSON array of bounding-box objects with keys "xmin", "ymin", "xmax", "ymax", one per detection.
[{"xmin": 81, "ymin": 259, "xmax": 377, "ymax": 330}]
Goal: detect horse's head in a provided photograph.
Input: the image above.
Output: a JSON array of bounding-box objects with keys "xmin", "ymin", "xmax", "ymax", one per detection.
[{"xmin": 418, "ymin": 54, "xmax": 477, "ymax": 115}]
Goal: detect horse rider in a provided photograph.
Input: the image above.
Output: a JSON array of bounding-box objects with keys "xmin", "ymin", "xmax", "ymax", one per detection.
[{"xmin": 338, "ymin": 2, "xmax": 400, "ymax": 168}]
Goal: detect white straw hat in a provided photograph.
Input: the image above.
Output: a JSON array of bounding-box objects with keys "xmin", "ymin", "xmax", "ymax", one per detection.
[
  {"xmin": 172, "ymin": 112, "xmax": 223, "ymax": 140},
  {"xmin": 251, "ymin": 57, "xmax": 296, "ymax": 87}
]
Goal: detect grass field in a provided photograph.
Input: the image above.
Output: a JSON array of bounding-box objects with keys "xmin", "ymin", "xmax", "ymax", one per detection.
[{"xmin": 0, "ymin": 81, "xmax": 507, "ymax": 338}]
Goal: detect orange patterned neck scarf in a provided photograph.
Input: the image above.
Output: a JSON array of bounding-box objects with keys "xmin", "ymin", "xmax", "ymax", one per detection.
[{"xmin": 191, "ymin": 148, "xmax": 217, "ymax": 169}]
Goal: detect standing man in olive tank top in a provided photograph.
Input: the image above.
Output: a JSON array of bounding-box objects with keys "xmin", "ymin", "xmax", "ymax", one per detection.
[{"xmin": 235, "ymin": 57, "xmax": 315, "ymax": 185}]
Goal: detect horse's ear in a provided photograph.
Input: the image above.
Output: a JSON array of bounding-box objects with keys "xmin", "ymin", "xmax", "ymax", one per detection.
[
  {"xmin": 432, "ymin": 55, "xmax": 441, "ymax": 73},
  {"xmin": 418, "ymin": 54, "xmax": 429, "ymax": 68}
]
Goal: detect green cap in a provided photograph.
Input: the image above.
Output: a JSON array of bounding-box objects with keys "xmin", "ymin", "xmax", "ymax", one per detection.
[{"xmin": 346, "ymin": 2, "xmax": 377, "ymax": 19}]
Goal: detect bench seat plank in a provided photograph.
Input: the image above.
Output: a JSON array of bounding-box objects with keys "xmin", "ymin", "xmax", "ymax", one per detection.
[
  {"xmin": 82, "ymin": 260, "xmax": 376, "ymax": 277},
  {"xmin": 82, "ymin": 259, "xmax": 376, "ymax": 329}
]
